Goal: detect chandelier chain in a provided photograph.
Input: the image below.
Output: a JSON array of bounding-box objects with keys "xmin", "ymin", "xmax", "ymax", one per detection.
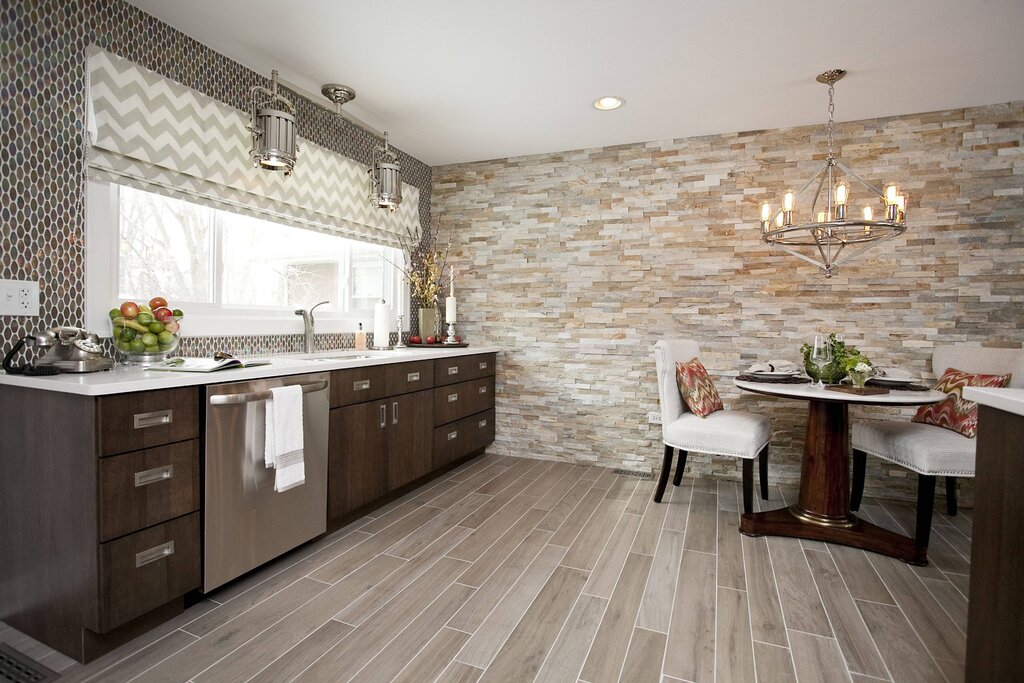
[{"xmin": 826, "ymin": 82, "xmax": 835, "ymax": 158}]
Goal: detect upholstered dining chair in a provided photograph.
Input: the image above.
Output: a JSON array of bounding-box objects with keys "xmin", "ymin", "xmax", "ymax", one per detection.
[
  {"xmin": 851, "ymin": 345, "xmax": 1024, "ymax": 551},
  {"xmin": 653, "ymin": 340, "xmax": 772, "ymax": 513}
]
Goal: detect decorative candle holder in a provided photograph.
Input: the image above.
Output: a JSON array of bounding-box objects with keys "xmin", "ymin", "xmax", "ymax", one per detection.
[
  {"xmin": 395, "ymin": 314, "xmax": 406, "ymax": 348},
  {"xmin": 444, "ymin": 321, "xmax": 458, "ymax": 345}
]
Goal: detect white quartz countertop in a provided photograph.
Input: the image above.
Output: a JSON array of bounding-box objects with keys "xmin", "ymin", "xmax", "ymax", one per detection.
[
  {"xmin": 964, "ymin": 386, "xmax": 1024, "ymax": 418},
  {"xmin": 0, "ymin": 346, "xmax": 501, "ymax": 396}
]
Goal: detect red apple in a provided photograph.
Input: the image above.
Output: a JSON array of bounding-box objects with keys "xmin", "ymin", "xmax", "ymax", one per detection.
[
  {"xmin": 455, "ymin": 335, "xmax": 462, "ymax": 343},
  {"xmin": 153, "ymin": 307, "xmax": 174, "ymax": 322},
  {"xmin": 409, "ymin": 335, "xmax": 422, "ymax": 344},
  {"xmin": 149, "ymin": 296, "xmax": 168, "ymax": 310},
  {"xmin": 426, "ymin": 336, "xmax": 435, "ymax": 344},
  {"xmin": 119, "ymin": 301, "xmax": 139, "ymax": 319}
]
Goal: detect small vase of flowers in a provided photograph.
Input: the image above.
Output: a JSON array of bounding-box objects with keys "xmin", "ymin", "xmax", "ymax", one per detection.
[{"xmin": 848, "ymin": 362, "xmax": 875, "ymax": 388}]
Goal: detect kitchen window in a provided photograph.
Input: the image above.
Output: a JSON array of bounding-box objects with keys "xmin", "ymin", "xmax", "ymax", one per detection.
[{"xmin": 86, "ymin": 182, "xmax": 407, "ymax": 336}]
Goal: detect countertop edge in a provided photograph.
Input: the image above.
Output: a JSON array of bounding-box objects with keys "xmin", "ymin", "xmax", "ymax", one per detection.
[
  {"xmin": 0, "ymin": 346, "xmax": 503, "ymax": 396},
  {"xmin": 964, "ymin": 386, "xmax": 1024, "ymax": 418}
]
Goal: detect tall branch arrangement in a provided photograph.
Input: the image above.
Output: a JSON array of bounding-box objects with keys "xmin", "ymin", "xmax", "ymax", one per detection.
[{"xmin": 388, "ymin": 222, "xmax": 450, "ymax": 310}]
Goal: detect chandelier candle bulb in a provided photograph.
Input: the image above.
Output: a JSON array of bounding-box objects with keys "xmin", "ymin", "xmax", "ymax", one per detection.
[
  {"xmin": 834, "ymin": 182, "xmax": 848, "ymax": 205},
  {"xmin": 817, "ymin": 211, "xmax": 826, "ymax": 223},
  {"xmin": 863, "ymin": 206, "xmax": 873, "ymax": 221},
  {"xmin": 885, "ymin": 183, "xmax": 899, "ymax": 204}
]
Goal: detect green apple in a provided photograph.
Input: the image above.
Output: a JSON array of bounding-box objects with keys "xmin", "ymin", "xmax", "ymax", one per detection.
[
  {"xmin": 141, "ymin": 332, "xmax": 158, "ymax": 347},
  {"xmin": 129, "ymin": 339, "xmax": 146, "ymax": 353},
  {"xmin": 157, "ymin": 331, "xmax": 174, "ymax": 345}
]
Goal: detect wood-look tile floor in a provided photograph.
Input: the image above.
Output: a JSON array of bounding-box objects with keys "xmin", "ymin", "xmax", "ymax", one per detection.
[{"xmin": 1, "ymin": 455, "xmax": 970, "ymax": 682}]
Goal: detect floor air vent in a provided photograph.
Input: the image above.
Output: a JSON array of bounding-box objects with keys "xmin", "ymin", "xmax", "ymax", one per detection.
[
  {"xmin": 612, "ymin": 468, "xmax": 653, "ymax": 479},
  {"xmin": 0, "ymin": 643, "xmax": 58, "ymax": 683}
]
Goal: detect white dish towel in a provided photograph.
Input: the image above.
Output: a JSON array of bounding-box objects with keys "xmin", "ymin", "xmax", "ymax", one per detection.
[{"xmin": 264, "ymin": 385, "xmax": 305, "ymax": 492}]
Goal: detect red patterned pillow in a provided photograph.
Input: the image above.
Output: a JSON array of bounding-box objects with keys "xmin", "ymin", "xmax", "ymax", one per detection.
[
  {"xmin": 912, "ymin": 368, "xmax": 1011, "ymax": 437},
  {"xmin": 675, "ymin": 358, "xmax": 724, "ymax": 418}
]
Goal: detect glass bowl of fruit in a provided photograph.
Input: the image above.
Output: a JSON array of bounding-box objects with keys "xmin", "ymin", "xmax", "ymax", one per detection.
[{"xmin": 109, "ymin": 297, "xmax": 184, "ymax": 366}]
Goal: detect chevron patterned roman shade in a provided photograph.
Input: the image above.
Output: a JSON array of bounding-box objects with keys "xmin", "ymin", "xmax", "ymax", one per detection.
[{"xmin": 85, "ymin": 46, "xmax": 421, "ymax": 248}]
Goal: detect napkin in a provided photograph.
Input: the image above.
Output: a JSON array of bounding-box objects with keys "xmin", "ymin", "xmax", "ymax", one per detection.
[{"xmin": 748, "ymin": 360, "xmax": 798, "ymax": 374}]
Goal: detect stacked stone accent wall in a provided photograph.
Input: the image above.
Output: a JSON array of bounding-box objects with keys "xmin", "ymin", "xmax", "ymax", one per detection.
[{"xmin": 433, "ymin": 102, "xmax": 1024, "ymax": 502}]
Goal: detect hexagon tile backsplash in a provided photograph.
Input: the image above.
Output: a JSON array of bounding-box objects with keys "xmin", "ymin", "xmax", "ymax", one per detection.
[{"xmin": 0, "ymin": 0, "xmax": 432, "ymax": 359}]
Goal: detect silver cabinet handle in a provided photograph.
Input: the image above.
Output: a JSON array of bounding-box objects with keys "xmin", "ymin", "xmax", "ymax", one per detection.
[
  {"xmin": 479, "ymin": 419, "xmax": 488, "ymax": 428},
  {"xmin": 479, "ymin": 361, "xmax": 488, "ymax": 370},
  {"xmin": 447, "ymin": 366, "xmax": 459, "ymax": 375},
  {"xmin": 134, "ymin": 409, "xmax": 172, "ymax": 429},
  {"xmin": 392, "ymin": 401, "xmax": 399, "ymax": 425},
  {"xmin": 407, "ymin": 372, "xmax": 420, "ymax": 382},
  {"xmin": 448, "ymin": 393, "xmax": 459, "ymax": 403},
  {"xmin": 379, "ymin": 404, "xmax": 387, "ymax": 428},
  {"xmin": 354, "ymin": 379, "xmax": 371, "ymax": 391},
  {"xmin": 134, "ymin": 464, "xmax": 173, "ymax": 487},
  {"xmin": 478, "ymin": 386, "xmax": 488, "ymax": 394},
  {"xmin": 447, "ymin": 430, "xmax": 458, "ymax": 441},
  {"xmin": 210, "ymin": 380, "xmax": 327, "ymax": 405},
  {"xmin": 135, "ymin": 540, "xmax": 174, "ymax": 568}
]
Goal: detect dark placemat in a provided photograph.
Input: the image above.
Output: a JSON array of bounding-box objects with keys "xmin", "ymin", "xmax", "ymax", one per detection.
[
  {"xmin": 873, "ymin": 382, "xmax": 932, "ymax": 392},
  {"xmin": 736, "ymin": 374, "xmax": 811, "ymax": 384}
]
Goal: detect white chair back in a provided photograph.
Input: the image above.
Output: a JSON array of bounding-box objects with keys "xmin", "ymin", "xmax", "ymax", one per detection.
[
  {"xmin": 932, "ymin": 346, "xmax": 1024, "ymax": 388},
  {"xmin": 654, "ymin": 339, "xmax": 702, "ymax": 441}
]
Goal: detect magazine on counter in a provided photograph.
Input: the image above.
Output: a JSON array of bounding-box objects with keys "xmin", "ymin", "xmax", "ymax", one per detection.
[{"xmin": 149, "ymin": 357, "xmax": 273, "ymax": 373}]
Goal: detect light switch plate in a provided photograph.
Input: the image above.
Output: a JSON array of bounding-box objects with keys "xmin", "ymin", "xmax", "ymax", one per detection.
[{"xmin": 0, "ymin": 279, "xmax": 40, "ymax": 316}]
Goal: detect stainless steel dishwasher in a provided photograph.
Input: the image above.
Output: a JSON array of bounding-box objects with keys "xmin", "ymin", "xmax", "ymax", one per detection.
[{"xmin": 203, "ymin": 372, "xmax": 330, "ymax": 592}]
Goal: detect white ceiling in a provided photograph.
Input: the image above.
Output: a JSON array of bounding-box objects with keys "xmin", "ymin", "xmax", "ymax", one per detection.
[{"xmin": 127, "ymin": 0, "xmax": 1024, "ymax": 166}]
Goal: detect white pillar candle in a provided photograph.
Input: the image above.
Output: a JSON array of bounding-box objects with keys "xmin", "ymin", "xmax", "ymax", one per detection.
[{"xmin": 445, "ymin": 295, "xmax": 457, "ymax": 323}]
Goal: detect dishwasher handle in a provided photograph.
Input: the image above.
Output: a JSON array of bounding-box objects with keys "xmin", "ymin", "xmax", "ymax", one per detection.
[{"xmin": 209, "ymin": 380, "xmax": 328, "ymax": 406}]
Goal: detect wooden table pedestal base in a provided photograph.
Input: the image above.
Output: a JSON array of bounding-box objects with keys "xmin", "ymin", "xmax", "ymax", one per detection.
[{"xmin": 738, "ymin": 398, "xmax": 928, "ymax": 566}]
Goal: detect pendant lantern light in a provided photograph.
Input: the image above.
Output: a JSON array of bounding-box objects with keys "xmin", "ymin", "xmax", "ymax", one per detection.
[
  {"xmin": 369, "ymin": 132, "xmax": 402, "ymax": 212},
  {"xmin": 247, "ymin": 70, "xmax": 297, "ymax": 176}
]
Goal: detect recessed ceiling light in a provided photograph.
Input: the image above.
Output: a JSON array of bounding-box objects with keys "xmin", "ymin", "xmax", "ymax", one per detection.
[{"xmin": 593, "ymin": 96, "xmax": 625, "ymax": 111}]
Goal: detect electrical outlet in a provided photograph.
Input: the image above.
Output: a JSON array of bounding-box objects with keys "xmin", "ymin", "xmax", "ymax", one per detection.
[
  {"xmin": 0, "ymin": 279, "xmax": 40, "ymax": 316},
  {"xmin": 647, "ymin": 411, "xmax": 662, "ymax": 425}
]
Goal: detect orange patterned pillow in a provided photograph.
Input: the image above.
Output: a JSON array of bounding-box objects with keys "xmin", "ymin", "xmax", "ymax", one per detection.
[
  {"xmin": 912, "ymin": 368, "xmax": 1011, "ymax": 437},
  {"xmin": 675, "ymin": 358, "xmax": 723, "ymax": 418}
]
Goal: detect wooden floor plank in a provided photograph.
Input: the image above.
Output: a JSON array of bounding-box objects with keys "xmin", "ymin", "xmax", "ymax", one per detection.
[
  {"xmin": 683, "ymin": 490, "xmax": 717, "ymax": 554},
  {"xmin": 826, "ymin": 543, "xmax": 896, "ymax": 605},
  {"xmin": 142, "ymin": 577, "xmax": 330, "ymax": 682},
  {"xmin": 478, "ymin": 565, "xmax": 588, "ymax": 682},
  {"xmin": 867, "ymin": 553, "xmax": 966, "ymax": 662},
  {"xmin": 448, "ymin": 528, "xmax": 552, "ymax": 632},
  {"xmin": 335, "ymin": 526, "xmax": 470, "ymax": 627},
  {"xmin": 525, "ymin": 461, "xmax": 577, "ymax": 502},
  {"xmin": 66, "ymin": 630, "xmax": 197, "ymax": 683},
  {"xmin": 718, "ymin": 480, "xmax": 739, "ymax": 513},
  {"xmin": 663, "ymin": 481, "xmax": 692, "ymax": 533},
  {"xmin": 742, "ymin": 534, "xmax": 788, "ymax": 647},
  {"xmin": 753, "ymin": 641, "xmax": 798, "ymax": 683},
  {"xmin": 455, "ymin": 543, "xmax": 567, "ymax": 669},
  {"xmin": 547, "ymin": 488, "xmax": 606, "ymax": 547},
  {"xmin": 456, "ymin": 508, "xmax": 546, "ymax": 587},
  {"xmin": 391, "ymin": 627, "xmax": 470, "ymax": 683},
  {"xmin": 921, "ymin": 577, "xmax": 969, "ymax": 633},
  {"xmin": 582, "ymin": 509, "xmax": 642, "ymax": 599},
  {"xmin": 620, "ymin": 627, "xmax": 668, "ymax": 683},
  {"xmin": 662, "ymin": 550, "xmax": 715, "ymax": 682},
  {"xmin": 717, "ymin": 509, "xmax": 745, "ymax": 590},
  {"xmin": 449, "ymin": 494, "xmax": 539, "ymax": 562},
  {"xmin": 857, "ymin": 600, "xmax": 946, "ymax": 683},
  {"xmin": 533, "ymin": 465, "xmax": 589, "ymax": 511},
  {"xmin": 624, "ymin": 479, "xmax": 655, "ymax": 516},
  {"xmin": 389, "ymin": 492, "xmax": 490, "ymax": 559},
  {"xmin": 631, "ymin": 485, "xmax": 671, "ymax": 556},
  {"xmin": 194, "ymin": 554, "xmax": 404, "ymax": 682},
  {"xmin": 536, "ymin": 475, "xmax": 594, "ymax": 530},
  {"xmin": 580, "ymin": 552, "xmax": 654, "ymax": 683},
  {"xmin": 294, "ymin": 556, "xmax": 470, "ymax": 681},
  {"xmin": 534, "ymin": 594, "xmax": 607, "ymax": 683},
  {"xmin": 804, "ymin": 549, "xmax": 888, "ymax": 679},
  {"xmin": 247, "ymin": 620, "xmax": 353, "ymax": 683},
  {"xmin": 637, "ymin": 528, "xmax": 685, "ymax": 633},
  {"xmin": 437, "ymin": 660, "xmax": 484, "ymax": 683},
  {"xmin": 788, "ymin": 631, "xmax": 853, "ymax": 683},
  {"xmin": 604, "ymin": 475, "xmax": 639, "ymax": 502},
  {"xmin": 350, "ymin": 583, "xmax": 476, "ymax": 683},
  {"xmin": 716, "ymin": 587, "xmax": 755, "ymax": 683},
  {"xmin": 768, "ymin": 536, "xmax": 833, "ymax": 637},
  {"xmin": 561, "ymin": 498, "xmax": 628, "ymax": 570}
]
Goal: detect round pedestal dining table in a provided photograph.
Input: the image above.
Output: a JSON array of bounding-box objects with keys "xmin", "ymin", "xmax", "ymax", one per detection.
[{"xmin": 735, "ymin": 378, "xmax": 946, "ymax": 565}]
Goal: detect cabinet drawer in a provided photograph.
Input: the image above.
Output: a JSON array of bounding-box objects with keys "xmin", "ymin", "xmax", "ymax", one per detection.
[
  {"xmin": 433, "ymin": 409, "xmax": 496, "ymax": 469},
  {"xmin": 385, "ymin": 360, "xmax": 435, "ymax": 396},
  {"xmin": 433, "ymin": 377, "xmax": 495, "ymax": 426},
  {"xmin": 433, "ymin": 353, "xmax": 496, "ymax": 387},
  {"xmin": 98, "ymin": 387, "xmax": 199, "ymax": 457},
  {"xmin": 96, "ymin": 512, "xmax": 200, "ymax": 632},
  {"xmin": 99, "ymin": 441, "xmax": 200, "ymax": 542},
  {"xmin": 331, "ymin": 365, "xmax": 388, "ymax": 407}
]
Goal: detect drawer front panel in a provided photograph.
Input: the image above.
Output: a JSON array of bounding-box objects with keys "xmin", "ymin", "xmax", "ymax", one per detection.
[
  {"xmin": 99, "ymin": 441, "xmax": 200, "ymax": 542},
  {"xmin": 99, "ymin": 387, "xmax": 199, "ymax": 456},
  {"xmin": 433, "ymin": 353, "xmax": 496, "ymax": 387},
  {"xmin": 331, "ymin": 365, "xmax": 388, "ymax": 407},
  {"xmin": 385, "ymin": 360, "xmax": 435, "ymax": 396},
  {"xmin": 97, "ymin": 512, "xmax": 201, "ymax": 632},
  {"xmin": 433, "ymin": 409, "xmax": 496, "ymax": 469},
  {"xmin": 433, "ymin": 377, "xmax": 495, "ymax": 426}
]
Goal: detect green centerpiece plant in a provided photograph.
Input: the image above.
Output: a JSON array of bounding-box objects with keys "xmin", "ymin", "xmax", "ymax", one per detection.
[{"xmin": 799, "ymin": 333, "xmax": 873, "ymax": 384}]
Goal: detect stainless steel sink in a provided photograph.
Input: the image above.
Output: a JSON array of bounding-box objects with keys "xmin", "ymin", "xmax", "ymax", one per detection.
[{"xmin": 306, "ymin": 355, "xmax": 371, "ymax": 361}]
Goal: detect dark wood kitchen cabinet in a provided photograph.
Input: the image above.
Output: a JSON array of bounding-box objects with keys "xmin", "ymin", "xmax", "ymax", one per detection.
[
  {"xmin": 387, "ymin": 389, "xmax": 435, "ymax": 489},
  {"xmin": 0, "ymin": 385, "xmax": 202, "ymax": 663},
  {"xmin": 433, "ymin": 354, "xmax": 497, "ymax": 469},
  {"xmin": 328, "ymin": 399, "xmax": 389, "ymax": 519}
]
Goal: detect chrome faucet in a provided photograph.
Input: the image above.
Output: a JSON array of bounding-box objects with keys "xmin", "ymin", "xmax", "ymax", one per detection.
[{"xmin": 294, "ymin": 301, "xmax": 329, "ymax": 353}]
